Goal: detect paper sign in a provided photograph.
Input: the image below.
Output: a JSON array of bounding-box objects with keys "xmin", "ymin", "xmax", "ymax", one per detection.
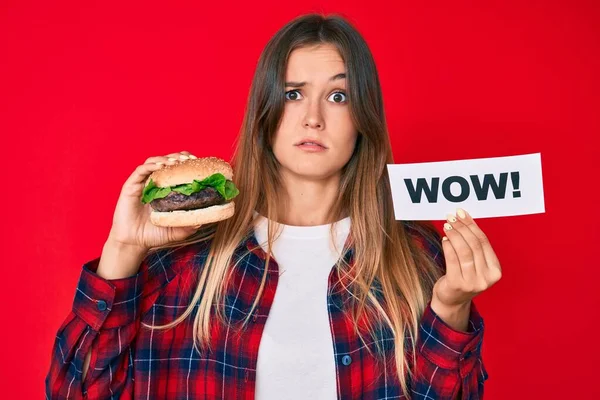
[{"xmin": 387, "ymin": 153, "xmax": 545, "ymax": 220}]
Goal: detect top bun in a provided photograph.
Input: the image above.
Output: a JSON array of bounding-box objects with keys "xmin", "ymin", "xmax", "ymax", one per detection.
[{"xmin": 148, "ymin": 156, "xmax": 233, "ymax": 187}]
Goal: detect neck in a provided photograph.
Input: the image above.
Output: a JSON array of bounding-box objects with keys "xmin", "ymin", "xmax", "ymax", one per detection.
[{"xmin": 273, "ymin": 169, "xmax": 343, "ymax": 226}]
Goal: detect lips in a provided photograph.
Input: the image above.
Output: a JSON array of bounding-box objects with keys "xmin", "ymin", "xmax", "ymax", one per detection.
[{"xmin": 295, "ymin": 138, "xmax": 327, "ymax": 148}]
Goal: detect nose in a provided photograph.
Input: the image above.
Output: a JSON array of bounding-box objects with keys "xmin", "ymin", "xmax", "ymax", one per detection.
[{"xmin": 303, "ymin": 100, "xmax": 324, "ymax": 130}]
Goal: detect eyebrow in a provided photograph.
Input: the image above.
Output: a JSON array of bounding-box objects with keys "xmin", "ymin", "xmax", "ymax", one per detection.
[{"xmin": 285, "ymin": 73, "xmax": 346, "ymax": 88}]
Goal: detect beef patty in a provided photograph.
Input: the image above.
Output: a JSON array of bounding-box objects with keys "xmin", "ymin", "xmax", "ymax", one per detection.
[{"xmin": 150, "ymin": 186, "xmax": 226, "ymax": 212}]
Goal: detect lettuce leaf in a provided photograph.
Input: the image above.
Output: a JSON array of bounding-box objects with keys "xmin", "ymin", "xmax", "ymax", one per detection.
[{"xmin": 141, "ymin": 172, "xmax": 240, "ymax": 204}]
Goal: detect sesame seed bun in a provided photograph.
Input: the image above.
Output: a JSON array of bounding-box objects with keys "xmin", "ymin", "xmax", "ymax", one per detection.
[{"xmin": 147, "ymin": 156, "xmax": 233, "ymax": 188}]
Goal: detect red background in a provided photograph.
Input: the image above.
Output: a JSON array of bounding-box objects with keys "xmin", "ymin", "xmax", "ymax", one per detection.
[{"xmin": 1, "ymin": 1, "xmax": 598, "ymax": 398}]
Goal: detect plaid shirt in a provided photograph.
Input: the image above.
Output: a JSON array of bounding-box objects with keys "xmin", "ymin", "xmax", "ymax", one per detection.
[{"xmin": 46, "ymin": 222, "xmax": 488, "ymax": 399}]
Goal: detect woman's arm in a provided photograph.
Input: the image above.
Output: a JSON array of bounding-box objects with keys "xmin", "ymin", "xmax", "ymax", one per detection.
[
  {"xmin": 406, "ymin": 221, "xmax": 490, "ymax": 399},
  {"xmin": 411, "ymin": 300, "xmax": 488, "ymax": 399},
  {"xmin": 45, "ymin": 250, "xmax": 161, "ymax": 399}
]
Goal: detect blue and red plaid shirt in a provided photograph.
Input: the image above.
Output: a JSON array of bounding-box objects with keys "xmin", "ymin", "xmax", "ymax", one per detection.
[{"xmin": 46, "ymin": 222, "xmax": 488, "ymax": 399}]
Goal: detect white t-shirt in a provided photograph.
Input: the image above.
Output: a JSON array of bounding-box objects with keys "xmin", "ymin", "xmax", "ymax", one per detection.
[{"xmin": 252, "ymin": 211, "xmax": 352, "ymax": 400}]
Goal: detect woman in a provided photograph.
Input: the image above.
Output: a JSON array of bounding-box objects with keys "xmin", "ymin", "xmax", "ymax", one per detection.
[{"xmin": 46, "ymin": 13, "xmax": 501, "ymax": 399}]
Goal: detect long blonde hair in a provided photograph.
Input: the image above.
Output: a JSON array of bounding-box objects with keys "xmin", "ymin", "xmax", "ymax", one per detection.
[{"xmin": 142, "ymin": 13, "xmax": 443, "ymax": 397}]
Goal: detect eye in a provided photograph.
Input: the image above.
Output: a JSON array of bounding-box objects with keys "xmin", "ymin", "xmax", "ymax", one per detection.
[
  {"xmin": 285, "ymin": 90, "xmax": 303, "ymax": 101},
  {"xmin": 327, "ymin": 91, "xmax": 347, "ymax": 104}
]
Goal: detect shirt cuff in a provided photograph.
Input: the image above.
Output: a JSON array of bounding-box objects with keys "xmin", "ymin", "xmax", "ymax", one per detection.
[
  {"xmin": 72, "ymin": 257, "xmax": 144, "ymax": 331},
  {"xmin": 419, "ymin": 300, "xmax": 484, "ymax": 378}
]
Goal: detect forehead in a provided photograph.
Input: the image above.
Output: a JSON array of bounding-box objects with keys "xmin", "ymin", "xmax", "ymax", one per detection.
[{"xmin": 286, "ymin": 44, "xmax": 345, "ymax": 79}]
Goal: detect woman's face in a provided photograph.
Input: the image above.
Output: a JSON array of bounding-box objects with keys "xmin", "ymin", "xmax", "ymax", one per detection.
[{"xmin": 272, "ymin": 43, "xmax": 358, "ymax": 181}]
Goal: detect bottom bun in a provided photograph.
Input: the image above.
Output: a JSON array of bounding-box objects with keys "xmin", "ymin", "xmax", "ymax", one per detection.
[{"xmin": 150, "ymin": 202, "xmax": 235, "ymax": 227}]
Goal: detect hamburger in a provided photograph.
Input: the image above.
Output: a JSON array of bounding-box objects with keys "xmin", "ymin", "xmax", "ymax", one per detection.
[{"xmin": 141, "ymin": 156, "xmax": 239, "ymax": 227}]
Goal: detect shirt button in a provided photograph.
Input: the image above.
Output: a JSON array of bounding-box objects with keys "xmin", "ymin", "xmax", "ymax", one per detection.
[
  {"xmin": 96, "ymin": 300, "xmax": 107, "ymax": 311},
  {"xmin": 342, "ymin": 355, "xmax": 352, "ymax": 366}
]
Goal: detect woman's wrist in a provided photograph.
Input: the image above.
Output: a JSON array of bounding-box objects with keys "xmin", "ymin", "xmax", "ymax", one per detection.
[
  {"xmin": 97, "ymin": 238, "xmax": 148, "ymax": 280},
  {"xmin": 430, "ymin": 296, "xmax": 472, "ymax": 332}
]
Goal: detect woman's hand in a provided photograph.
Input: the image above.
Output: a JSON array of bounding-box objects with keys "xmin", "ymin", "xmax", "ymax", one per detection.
[
  {"xmin": 96, "ymin": 151, "xmax": 205, "ymax": 280},
  {"xmin": 431, "ymin": 208, "xmax": 502, "ymax": 331},
  {"xmin": 108, "ymin": 150, "xmax": 203, "ymax": 252}
]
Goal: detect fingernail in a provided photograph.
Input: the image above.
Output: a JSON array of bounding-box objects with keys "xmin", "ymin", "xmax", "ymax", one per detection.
[
  {"xmin": 444, "ymin": 222, "xmax": 453, "ymax": 231},
  {"xmin": 179, "ymin": 155, "xmax": 189, "ymax": 160},
  {"xmin": 442, "ymin": 236, "xmax": 449, "ymax": 241},
  {"xmin": 456, "ymin": 208, "xmax": 466, "ymax": 219},
  {"xmin": 446, "ymin": 213, "xmax": 457, "ymax": 223},
  {"xmin": 155, "ymin": 162, "xmax": 163, "ymax": 166},
  {"xmin": 189, "ymin": 154, "xmax": 198, "ymax": 159},
  {"xmin": 167, "ymin": 157, "xmax": 177, "ymax": 162}
]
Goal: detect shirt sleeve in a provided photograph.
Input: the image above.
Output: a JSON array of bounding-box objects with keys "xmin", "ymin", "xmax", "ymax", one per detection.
[
  {"xmin": 45, "ymin": 253, "xmax": 164, "ymax": 399},
  {"xmin": 411, "ymin": 300, "xmax": 488, "ymax": 399}
]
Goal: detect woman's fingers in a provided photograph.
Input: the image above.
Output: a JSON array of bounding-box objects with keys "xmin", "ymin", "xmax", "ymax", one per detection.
[
  {"xmin": 163, "ymin": 151, "xmax": 197, "ymax": 162},
  {"xmin": 455, "ymin": 209, "xmax": 501, "ymax": 273},
  {"xmin": 124, "ymin": 151, "xmax": 198, "ymax": 189},
  {"xmin": 443, "ymin": 222, "xmax": 477, "ymax": 284},
  {"xmin": 145, "ymin": 151, "xmax": 198, "ymax": 165},
  {"xmin": 445, "ymin": 214, "xmax": 487, "ymax": 275},
  {"xmin": 143, "ymin": 151, "xmax": 197, "ymax": 165},
  {"xmin": 444, "ymin": 209, "xmax": 502, "ymax": 294},
  {"xmin": 143, "ymin": 156, "xmax": 176, "ymax": 166},
  {"xmin": 441, "ymin": 234, "xmax": 462, "ymax": 281},
  {"xmin": 124, "ymin": 162, "xmax": 166, "ymax": 187},
  {"xmin": 435, "ymin": 209, "xmax": 503, "ymax": 308}
]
